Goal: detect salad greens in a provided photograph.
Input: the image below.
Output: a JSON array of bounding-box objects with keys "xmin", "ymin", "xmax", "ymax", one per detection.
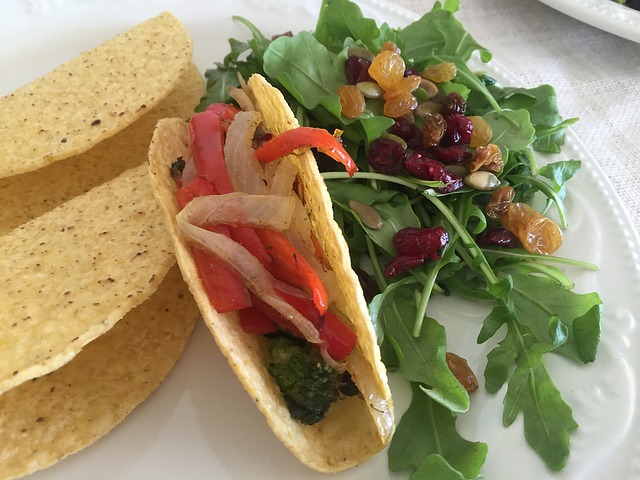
[{"xmin": 197, "ymin": 0, "xmax": 602, "ymax": 477}]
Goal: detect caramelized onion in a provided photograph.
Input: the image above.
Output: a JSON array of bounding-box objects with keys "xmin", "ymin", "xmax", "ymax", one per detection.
[
  {"xmin": 224, "ymin": 111, "xmax": 269, "ymax": 195},
  {"xmin": 178, "ymin": 192, "xmax": 295, "ymax": 231},
  {"xmin": 268, "ymin": 158, "xmax": 299, "ymax": 196},
  {"xmin": 228, "ymin": 86, "xmax": 255, "ymax": 113}
]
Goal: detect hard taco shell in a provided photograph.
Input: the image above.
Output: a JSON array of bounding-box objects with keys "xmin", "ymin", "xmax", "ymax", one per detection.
[{"xmin": 147, "ymin": 74, "xmax": 394, "ymax": 472}]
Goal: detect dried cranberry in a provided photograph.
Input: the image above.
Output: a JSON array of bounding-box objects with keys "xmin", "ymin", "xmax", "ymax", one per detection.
[
  {"xmin": 476, "ymin": 227, "xmax": 520, "ymax": 248},
  {"xmin": 384, "ymin": 254, "xmax": 426, "ymax": 277},
  {"xmin": 403, "ymin": 151, "xmax": 463, "ymax": 193},
  {"xmin": 393, "ymin": 226, "xmax": 449, "ymax": 258},
  {"xmin": 431, "ymin": 145, "xmax": 472, "ymax": 165},
  {"xmin": 442, "ymin": 114, "xmax": 473, "ymax": 146},
  {"xmin": 367, "ymin": 138, "xmax": 406, "ymax": 175},
  {"xmin": 390, "ymin": 117, "xmax": 423, "ymax": 150},
  {"xmin": 441, "ymin": 92, "xmax": 467, "ymax": 116},
  {"xmin": 345, "ymin": 56, "xmax": 373, "ymax": 84},
  {"xmin": 384, "ymin": 226, "xmax": 450, "ymax": 277}
]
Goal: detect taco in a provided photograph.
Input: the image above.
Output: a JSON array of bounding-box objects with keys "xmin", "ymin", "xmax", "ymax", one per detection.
[{"xmin": 147, "ymin": 73, "xmax": 394, "ymax": 472}]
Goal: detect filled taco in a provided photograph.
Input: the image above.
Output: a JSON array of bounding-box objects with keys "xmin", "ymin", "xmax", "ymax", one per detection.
[{"xmin": 148, "ymin": 73, "xmax": 394, "ymax": 472}]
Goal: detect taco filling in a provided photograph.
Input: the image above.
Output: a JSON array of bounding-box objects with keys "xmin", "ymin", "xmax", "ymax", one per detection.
[{"xmin": 171, "ymin": 100, "xmax": 367, "ymax": 424}]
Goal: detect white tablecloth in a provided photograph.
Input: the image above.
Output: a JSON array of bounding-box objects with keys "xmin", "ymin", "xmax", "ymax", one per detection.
[{"xmin": 392, "ymin": 0, "xmax": 640, "ymax": 234}]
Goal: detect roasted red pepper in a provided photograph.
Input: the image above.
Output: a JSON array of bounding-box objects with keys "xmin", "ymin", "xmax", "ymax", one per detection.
[
  {"xmin": 189, "ymin": 110, "xmax": 234, "ymax": 193},
  {"xmin": 276, "ymin": 287, "xmax": 356, "ymax": 361},
  {"xmin": 256, "ymin": 228, "xmax": 329, "ymax": 315},
  {"xmin": 254, "ymin": 127, "xmax": 358, "ymax": 177}
]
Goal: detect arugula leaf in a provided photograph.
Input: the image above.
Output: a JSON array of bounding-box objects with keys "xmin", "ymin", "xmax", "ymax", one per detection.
[
  {"xmin": 196, "ymin": 67, "xmax": 240, "ymax": 110},
  {"xmin": 477, "ymin": 272, "xmax": 601, "ymax": 469},
  {"xmin": 388, "ymin": 383, "xmax": 487, "ymax": 479},
  {"xmin": 480, "ymin": 83, "xmax": 578, "ymax": 152},
  {"xmin": 314, "ymin": 0, "xmax": 381, "ymax": 53},
  {"xmin": 263, "ymin": 32, "xmax": 345, "ymax": 114},
  {"xmin": 374, "ymin": 291, "xmax": 470, "ymax": 412},
  {"xmin": 482, "ymin": 302, "xmax": 579, "ymax": 470},
  {"xmin": 398, "ymin": 7, "xmax": 491, "ymax": 64},
  {"xmin": 503, "ymin": 351, "xmax": 578, "ymax": 471},
  {"xmin": 538, "ymin": 159, "xmax": 581, "ymax": 194},
  {"xmin": 484, "ymin": 109, "xmax": 536, "ymax": 152},
  {"xmin": 510, "ymin": 274, "xmax": 602, "ymax": 362}
]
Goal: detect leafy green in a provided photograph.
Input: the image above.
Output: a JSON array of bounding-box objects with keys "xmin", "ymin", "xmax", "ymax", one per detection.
[
  {"xmin": 475, "ymin": 273, "xmax": 601, "ymax": 469},
  {"xmin": 264, "ymin": 32, "xmax": 345, "ymax": 114},
  {"xmin": 371, "ymin": 292, "xmax": 469, "ymax": 412},
  {"xmin": 388, "ymin": 383, "xmax": 487, "ymax": 479},
  {"xmin": 315, "ymin": 0, "xmax": 382, "ymax": 53},
  {"xmin": 397, "ymin": 3, "xmax": 491, "ymax": 64}
]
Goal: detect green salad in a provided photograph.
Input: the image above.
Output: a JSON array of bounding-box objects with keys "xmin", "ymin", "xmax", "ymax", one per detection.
[{"xmin": 196, "ymin": 0, "xmax": 603, "ymax": 477}]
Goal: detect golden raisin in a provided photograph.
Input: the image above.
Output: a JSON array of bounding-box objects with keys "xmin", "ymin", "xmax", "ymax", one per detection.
[
  {"xmin": 469, "ymin": 116, "xmax": 493, "ymax": 147},
  {"xmin": 383, "ymin": 91, "xmax": 418, "ymax": 118},
  {"xmin": 369, "ymin": 50, "xmax": 406, "ymax": 90},
  {"xmin": 381, "ymin": 41, "xmax": 401, "ymax": 54},
  {"xmin": 383, "ymin": 74, "xmax": 422, "ymax": 99},
  {"xmin": 421, "ymin": 62, "xmax": 457, "ymax": 83},
  {"xmin": 446, "ymin": 352, "xmax": 479, "ymax": 393},
  {"xmin": 486, "ymin": 185, "xmax": 514, "ymax": 219},
  {"xmin": 337, "ymin": 84, "xmax": 366, "ymax": 119},
  {"xmin": 469, "ymin": 143, "xmax": 503, "ymax": 173},
  {"xmin": 486, "ymin": 186, "xmax": 563, "ymax": 255},
  {"xmin": 421, "ymin": 113, "xmax": 446, "ymax": 147}
]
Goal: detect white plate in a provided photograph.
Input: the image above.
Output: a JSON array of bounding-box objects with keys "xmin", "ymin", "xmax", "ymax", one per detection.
[
  {"xmin": 536, "ymin": 0, "xmax": 640, "ymax": 42},
  {"xmin": 2, "ymin": 0, "xmax": 639, "ymax": 479}
]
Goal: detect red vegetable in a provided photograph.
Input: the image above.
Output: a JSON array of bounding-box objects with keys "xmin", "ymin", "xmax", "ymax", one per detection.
[
  {"xmin": 274, "ymin": 286, "xmax": 356, "ymax": 361},
  {"xmin": 176, "ymin": 176, "xmax": 216, "ymax": 209},
  {"xmin": 254, "ymin": 127, "xmax": 358, "ymax": 177},
  {"xmin": 239, "ymin": 306, "xmax": 278, "ymax": 334},
  {"xmin": 256, "ymin": 228, "xmax": 329, "ymax": 315},
  {"xmin": 191, "ymin": 239, "xmax": 251, "ymax": 313},
  {"xmin": 189, "ymin": 110, "xmax": 234, "ymax": 193}
]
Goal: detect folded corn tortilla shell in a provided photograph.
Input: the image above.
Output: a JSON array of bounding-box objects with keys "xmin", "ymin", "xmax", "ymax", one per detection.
[
  {"xmin": 0, "ymin": 265, "xmax": 199, "ymax": 480},
  {"xmin": 0, "ymin": 63, "xmax": 203, "ymax": 236},
  {"xmin": 147, "ymin": 74, "xmax": 394, "ymax": 473},
  {"xmin": 0, "ymin": 163, "xmax": 175, "ymax": 395},
  {"xmin": 0, "ymin": 11, "xmax": 192, "ymax": 179}
]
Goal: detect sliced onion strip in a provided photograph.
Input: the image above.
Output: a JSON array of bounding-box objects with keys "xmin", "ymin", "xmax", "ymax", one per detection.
[
  {"xmin": 179, "ymin": 192, "xmax": 295, "ymax": 231},
  {"xmin": 224, "ymin": 111, "xmax": 269, "ymax": 195},
  {"xmin": 227, "ymin": 86, "xmax": 255, "ymax": 113}
]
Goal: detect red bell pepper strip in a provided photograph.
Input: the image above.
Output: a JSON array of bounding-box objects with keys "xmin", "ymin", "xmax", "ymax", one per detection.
[
  {"xmin": 248, "ymin": 293, "xmax": 304, "ymax": 338},
  {"xmin": 276, "ymin": 287, "xmax": 356, "ymax": 361},
  {"xmin": 238, "ymin": 306, "xmax": 278, "ymax": 334},
  {"xmin": 175, "ymin": 176, "xmax": 216, "ymax": 209},
  {"xmin": 191, "ymin": 243, "xmax": 251, "ymax": 313},
  {"xmin": 189, "ymin": 110, "xmax": 234, "ymax": 194},
  {"xmin": 228, "ymin": 226, "xmax": 273, "ymax": 267},
  {"xmin": 254, "ymin": 127, "xmax": 358, "ymax": 177},
  {"xmin": 255, "ymin": 228, "xmax": 329, "ymax": 315},
  {"xmin": 206, "ymin": 103, "xmax": 240, "ymax": 131},
  {"xmin": 319, "ymin": 310, "xmax": 357, "ymax": 361}
]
